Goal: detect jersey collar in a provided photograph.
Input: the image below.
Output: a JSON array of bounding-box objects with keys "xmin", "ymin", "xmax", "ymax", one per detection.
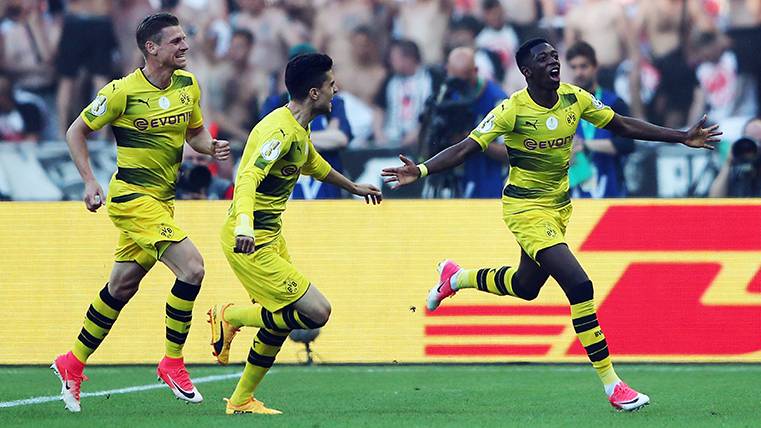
[
  {"xmin": 137, "ymin": 68, "xmax": 175, "ymax": 91},
  {"xmin": 523, "ymin": 87, "xmax": 561, "ymax": 111}
]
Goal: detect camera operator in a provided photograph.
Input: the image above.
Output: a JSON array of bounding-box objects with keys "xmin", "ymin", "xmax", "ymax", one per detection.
[
  {"xmin": 709, "ymin": 118, "xmax": 761, "ymax": 197},
  {"xmin": 420, "ymin": 47, "xmax": 508, "ymax": 198},
  {"xmin": 176, "ymin": 144, "xmax": 233, "ymax": 200}
]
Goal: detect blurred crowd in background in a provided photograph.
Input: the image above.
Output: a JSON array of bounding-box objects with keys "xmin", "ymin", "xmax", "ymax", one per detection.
[{"xmin": 1, "ymin": 0, "xmax": 760, "ymax": 200}]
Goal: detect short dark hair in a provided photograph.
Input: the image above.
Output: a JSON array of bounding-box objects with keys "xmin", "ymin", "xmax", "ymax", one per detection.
[
  {"xmin": 136, "ymin": 13, "xmax": 180, "ymax": 55},
  {"xmin": 284, "ymin": 53, "xmax": 333, "ymax": 101},
  {"xmin": 232, "ymin": 28, "xmax": 255, "ymax": 46},
  {"xmin": 390, "ymin": 39, "xmax": 421, "ymax": 63},
  {"xmin": 566, "ymin": 41, "xmax": 597, "ymax": 66},
  {"xmin": 482, "ymin": 0, "xmax": 502, "ymax": 11},
  {"xmin": 515, "ymin": 38, "xmax": 551, "ymax": 71},
  {"xmin": 449, "ymin": 15, "xmax": 483, "ymax": 36}
]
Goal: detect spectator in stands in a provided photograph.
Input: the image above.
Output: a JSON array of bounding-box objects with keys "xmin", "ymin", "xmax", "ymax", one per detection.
[
  {"xmin": 313, "ymin": 0, "xmax": 374, "ymax": 76},
  {"xmin": 260, "ymin": 44, "xmax": 352, "ymax": 199},
  {"xmin": 440, "ymin": 46, "xmax": 508, "ymax": 198},
  {"xmin": 394, "ymin": 0, "xmax": 451, "ymax": 65},
  {"xmin": 499, "ymin": 0, "xmax": 556, "ymax": 43},
  {"xmin": 726, "ymin": 0, "xmax": 761, "ymax": 117},
  {"xmin": 689, "ymin": 30, "xmax": 757, "ymax": 124},
  {"xmin": 230, "ymin": 0, "xmax": 292, "ymax": 78},
  {"xmin": 0, "ymin": 0, "xmax": 59, "ymax": 140},
  {"xmin": 564, "ymin": 0, "xmax": 637, "ymax": 91},
  {"xmin": 709, "ymin": 117, "xmax": 761, "ymax": 197},
  {"xmin": 207, "ymin": 29, "xmax": 267, "ymax": 146},
  {"xmin": 55, "ymin": 0, "xmax": 120, "ymax": 139},
  {"xmin": 112, "ymin": 0, "xmax": 154, "ymax": 74},
  {"xmin": 373, "ymin": 38, "xmax": 438, "ymax": 149},
  {"xmin": 0, "ymin": 74, "xmax": 44, "ymax": 142},
  {"xmin": 567, "ymin": 41, "xmax": 635, "ymax": 198},
  {"xmin": 475, "ymin": 0, "xmax": 521, "ymax": 92},
  {"xmin": 338, "ymin": 25, "xmax": 387, "ymax": 108},
  {"xmin": 446, "ymin": 15, "xmax": 504, "ymax": 87},
  {"xmin": 633, "ymin": 0, "xmax": 714, "ymax": 128}
]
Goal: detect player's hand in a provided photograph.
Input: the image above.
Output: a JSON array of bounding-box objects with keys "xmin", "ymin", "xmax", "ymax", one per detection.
[
  {"xmin": 381, "ymin": 154, "xmax": 420, "ymax": 190},
  {"xmin": 212, "ymin": 139, "xmax": 231, "ymax": 161},
  {"xmin": 84, "ymin": 180, "xmax": 105, "ymax": 212},
  {"xmin": 234, "ymin": 235, "xmax": 255, "ymax": 254},
  {"xmin": 353, "ymin": 183, "xmax": 382, "ymax": 205},
  {"xmin": 683, "ymin": 115, "xmax": 721, "ymax": 150}
]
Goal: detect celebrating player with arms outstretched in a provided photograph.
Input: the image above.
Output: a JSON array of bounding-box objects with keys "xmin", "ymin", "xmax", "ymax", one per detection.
[
  {"xmin": 53, "ymin": 13, "xmax": 230, "ymax": 412},
  {"xmin": 208, "ymin": 53, "xmax": 382, "ymax": 415},
  {"xmin": 382, "ymin": 39, "xmax": 720, "ymax": 412}
]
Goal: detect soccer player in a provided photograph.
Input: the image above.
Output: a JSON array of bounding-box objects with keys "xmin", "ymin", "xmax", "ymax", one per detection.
[
  {"xmin": 207, "ymin": 53, "xmax": 382, "ymax": 415},
  {"xmin": 382, "ymin": 39, "xmax": 721, "ymax": 412},
  {"xmin": 52, "ymin": 13, "xmax": 230, "ymax": 412}
]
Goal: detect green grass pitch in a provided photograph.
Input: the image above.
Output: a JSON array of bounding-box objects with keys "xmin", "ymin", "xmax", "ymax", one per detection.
[{"xmin": 1, "ymin": 364, "xmax": 758, "ymax": 427}]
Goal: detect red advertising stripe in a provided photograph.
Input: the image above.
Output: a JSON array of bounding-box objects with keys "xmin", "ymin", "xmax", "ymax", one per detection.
[
  {"xmin": 425, "ymin": 325, "xmax": 565, "ymax": 336},
  {"xmin": 426, "ymin": 344, "xmax": 551, "ymax": 356},
  {"xmin": 426, "ymin": 305, "xmax": 568, "ymax": 317},
  {"xmin": 567, "ymin": 262, "xmax": 761, "ymax": 356},
  {"xmin": 748, "ymin": 267, "xmax": 761, "ymax": 294},
  {"xmin": 580, "ymin": 205, "xmax": 761, "ymax": 251}
]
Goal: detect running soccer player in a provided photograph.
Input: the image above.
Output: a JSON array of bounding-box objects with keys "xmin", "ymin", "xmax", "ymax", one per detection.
[
  {"xmin": 208, "ymin": 53, "xmax": 382, "ymax": 415},
  {"xmin": 382, "ymin": 39, "xmax": 721, "ymax": 412},
  {"xmin": 52, "ymin": 13, "xmax": 230, "ymax": 412}
]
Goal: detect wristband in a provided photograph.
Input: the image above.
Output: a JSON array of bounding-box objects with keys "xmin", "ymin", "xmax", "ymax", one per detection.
[
  {"xmin": 234, "ymin": 214, "xmax": 254, "ymax": 237},
  {"xmin": 417, "ymin": 163, "xmax": 429, "ymax": 178}
]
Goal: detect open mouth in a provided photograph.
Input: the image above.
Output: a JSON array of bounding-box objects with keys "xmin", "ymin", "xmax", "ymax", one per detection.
[{"xmin": 548, "ymin": 66, "xmax": 560, "ymax": 81}]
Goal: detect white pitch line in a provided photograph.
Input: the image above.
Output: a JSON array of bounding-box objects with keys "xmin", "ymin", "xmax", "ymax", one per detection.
[{"xmin": 0, "ymin": 371, "xmax": 243, "ymax": 409}]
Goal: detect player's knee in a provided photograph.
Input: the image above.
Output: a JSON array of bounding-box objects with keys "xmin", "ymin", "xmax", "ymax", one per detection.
[
  {"xmin": 513, "ymin": 282, "xmax": 541, "ymax": 301},
  {"xmin": 108, "ymin": 281, "xmax": 138, "ymax": 302},
  {"xmin": 310, "ymin": 302, "xmax": 332, "ymax": 327},
  {"xmin": 181, "ymin": 259, "xmax": 205, "ymax": 285},
  {"xmin": 564, "ymin": 280, "xmax": 594, "ymax": 305}
]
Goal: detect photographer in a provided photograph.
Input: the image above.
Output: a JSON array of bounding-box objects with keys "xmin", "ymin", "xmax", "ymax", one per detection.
[
  {"xmin": 420, "ymin": 47, "xmax": 507, "ymax": 198},
  {"xmin": 709, "ymin": 118, "xmax": 761, "ymax": 197},
  {"xmin": 176, "ymin": 144, "xmax": 233, "ymax": 200}
]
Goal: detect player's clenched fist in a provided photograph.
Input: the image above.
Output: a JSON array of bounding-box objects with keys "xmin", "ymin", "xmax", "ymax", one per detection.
[
  {"xmin": 212, "ymin": 139, "xmax": 231, "ymax": 161},
  {"xmin": 234, "ymin": 235, "xmax": 255, "ymax": 254}
]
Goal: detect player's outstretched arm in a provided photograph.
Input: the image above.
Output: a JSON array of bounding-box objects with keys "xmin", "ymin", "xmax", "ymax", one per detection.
[
  {"xmin": 321, "ymin": 169, "xmax": 382, "ymax": 205},
  {"xmin": 381, "ymin": 137, "xmax": 481, "ymax": 189},
  {"xmin": 66, "ymin": 117, "xmax": 104, "ymax": 212},
  {"xmin": 604, "ymin": 113, "xmax": 721, "ymax": 150}
]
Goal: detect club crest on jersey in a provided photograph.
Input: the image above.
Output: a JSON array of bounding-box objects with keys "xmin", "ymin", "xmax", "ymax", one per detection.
[
  {"xmin": 477, "ymin": 114, "xmax": 495, "ymax": 133},
  {"xmin": 261, "ymin": 139, "xmax": 282, "ymax": 161},
  {"xmin": 546, "ymin": 116, "xmax": 558, "ymax": 130},
  {"xmin": 159, "ymin": 96, "xmax": 171, "ymax": 110},
  {"xmin": 179, "ymin": 90, "xmax": 191, "ymax": 106},
  {"xmin": 89, "ymin": 95, "xmax": 108, "ymax": 117}
]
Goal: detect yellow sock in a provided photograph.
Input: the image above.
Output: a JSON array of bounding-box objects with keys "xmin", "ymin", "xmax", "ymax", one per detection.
[
  {"xmin": 165, "ymin": 279, "xmax": 201, "ymax": 358},
  {"xmin": 230, "ymin": 329, "xmax": 289, "ymax": 405},
  {"xmin": 72, "ymin": 284, "xmax": 126, "ymax": 363},
  {"xmin": 570, "ymin": 299, "xmax": 620, "ymax": 386},
  {"xmin": 225, "ymin": 305, "xmax": 322, "ymax": 330},
  {"xmin": 453, "ymin": 267, "xmax": 517, "ymax": 296}
]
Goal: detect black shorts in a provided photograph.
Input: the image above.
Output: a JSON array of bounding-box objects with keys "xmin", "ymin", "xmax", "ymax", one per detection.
[
  {"xmin": 652, "ymin": 49, "xmax": 697, "ymax": 112},
  {"xmin": 55, "ymin": 14, "xmax": 119, "ymax": 78},
  {"xmin": 727, "ymin": 26, "xmax": 761, "ymax": 75}
]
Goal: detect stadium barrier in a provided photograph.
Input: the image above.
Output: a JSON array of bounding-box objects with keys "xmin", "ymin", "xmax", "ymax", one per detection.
[{"xmin": 1, "ymin": 199, "xmax": 760, "ymax": 364}]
